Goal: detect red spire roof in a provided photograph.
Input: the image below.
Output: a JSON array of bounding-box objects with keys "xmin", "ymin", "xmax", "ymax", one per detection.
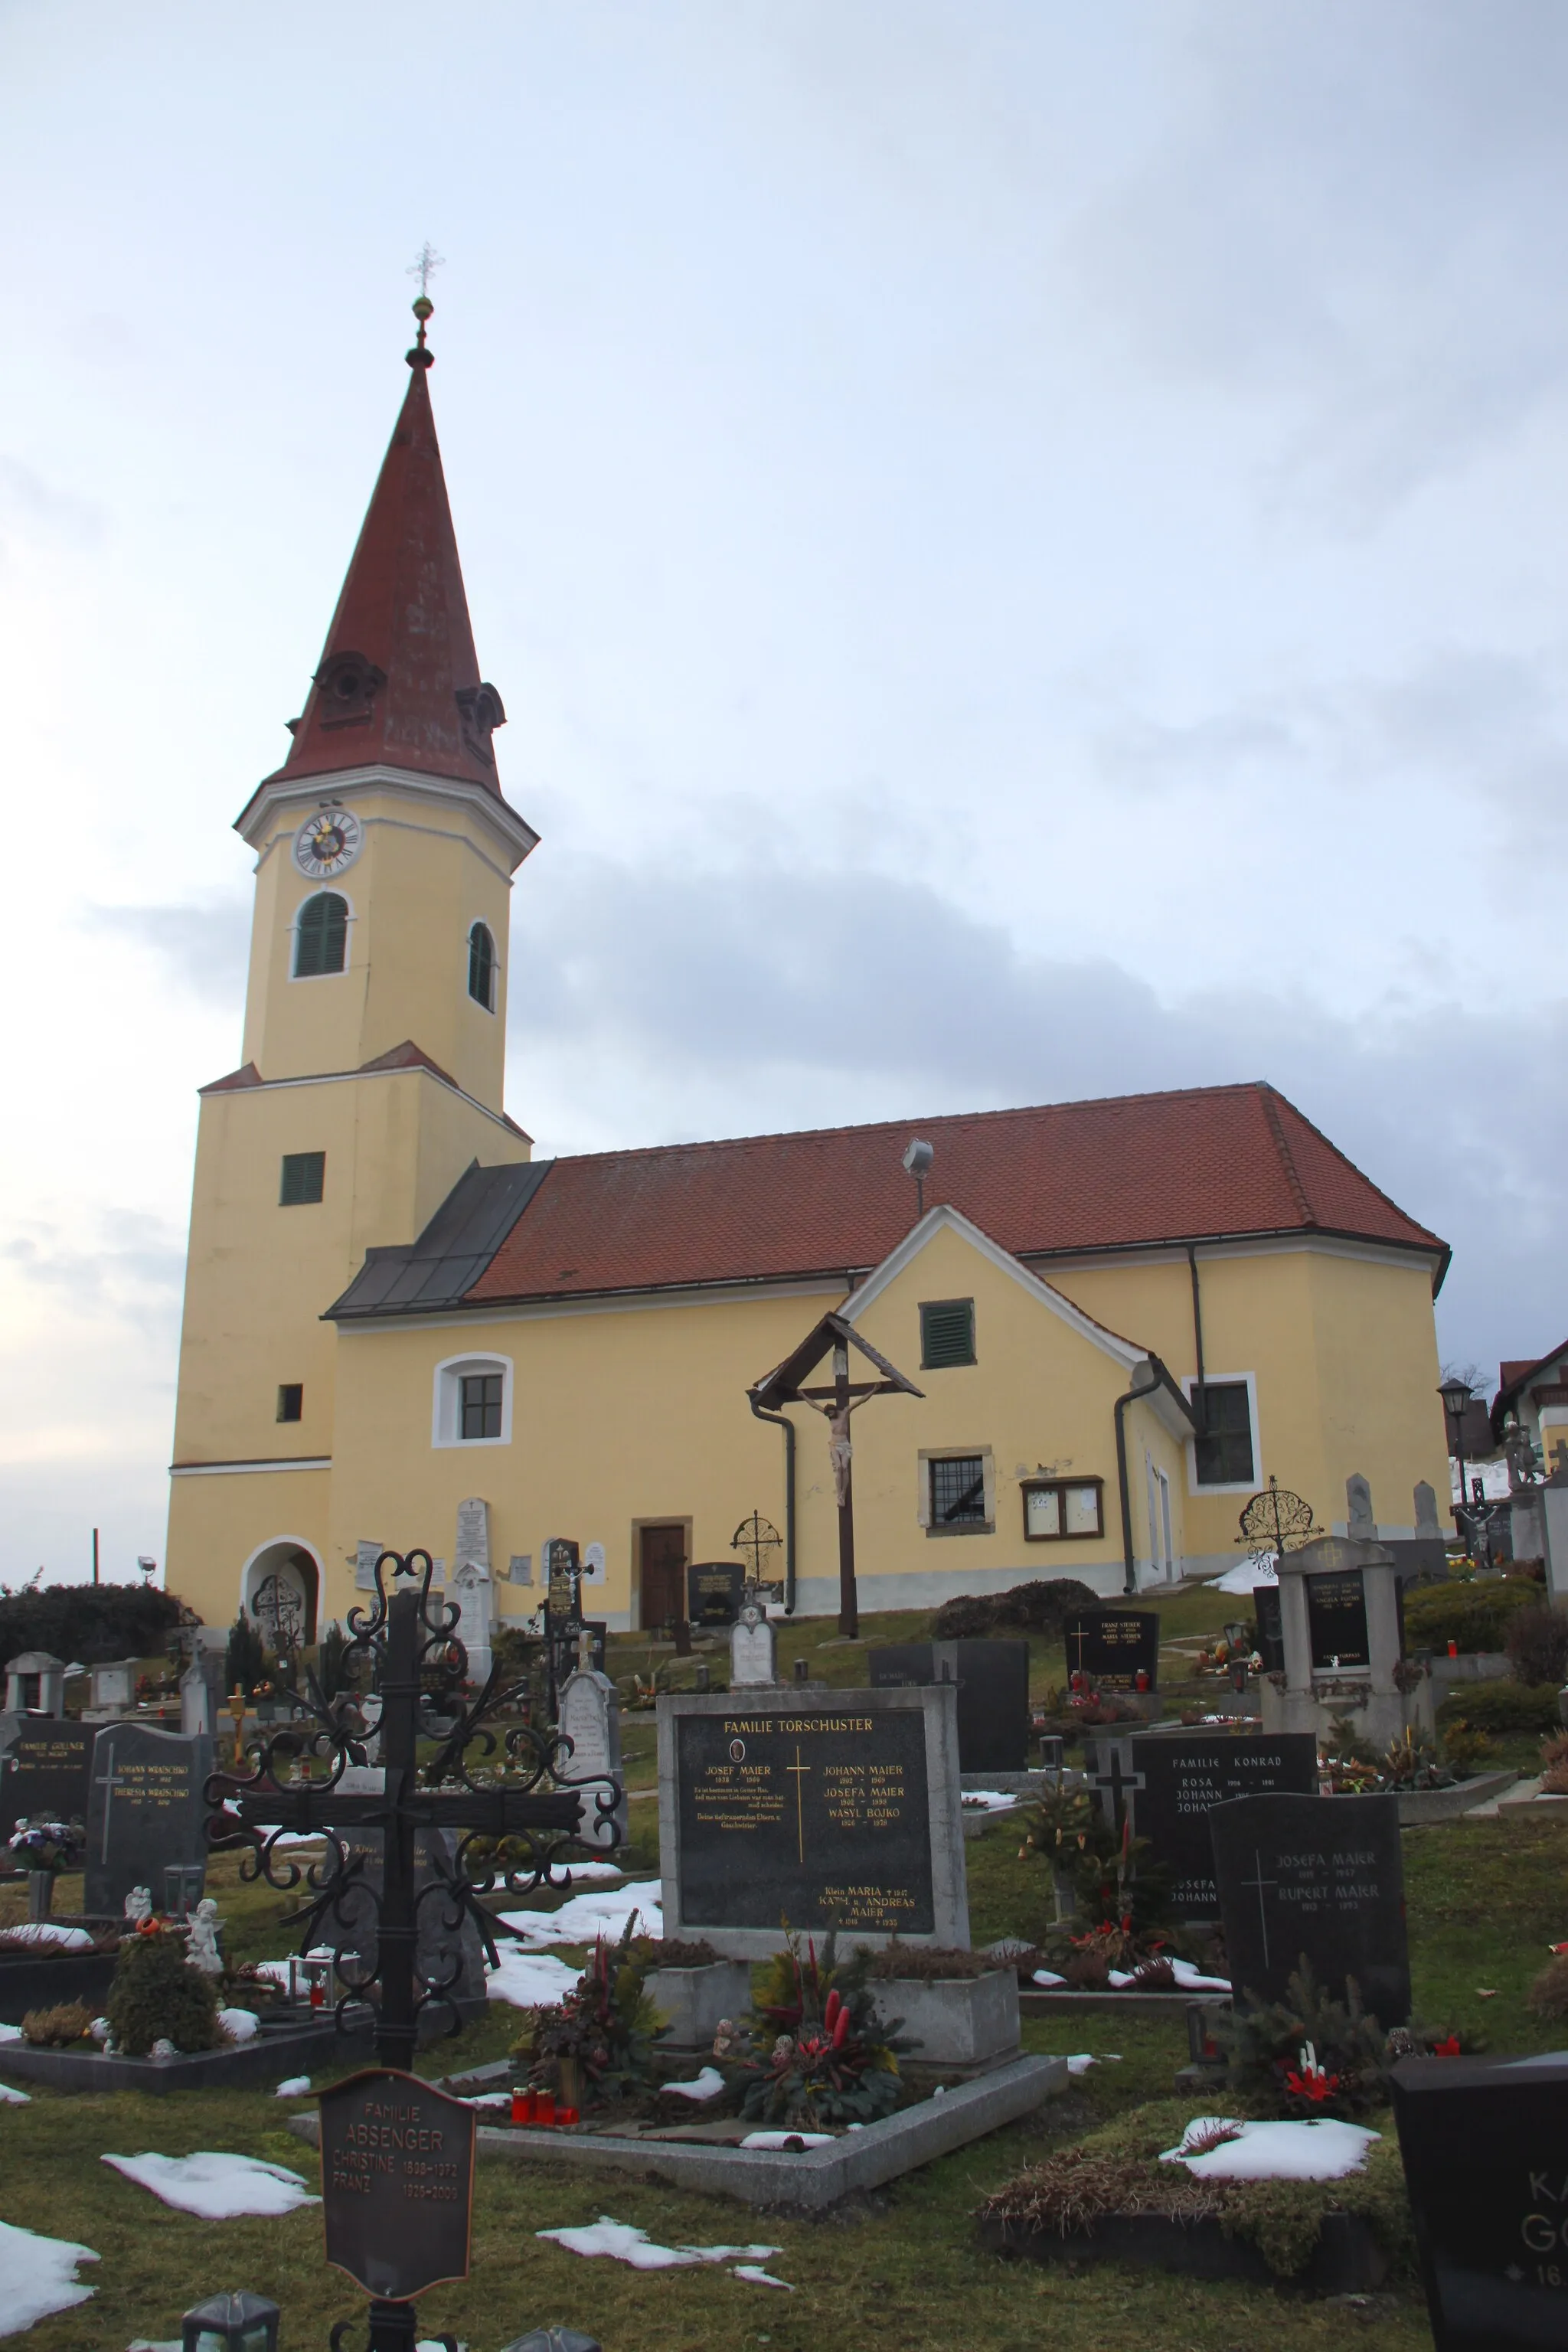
[{"xmin": 263, "ymin": 341, "xmax": 508, "ymax": 796}]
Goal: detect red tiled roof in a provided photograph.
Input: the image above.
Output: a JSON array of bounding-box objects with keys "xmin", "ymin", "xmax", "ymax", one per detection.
[
  {"xmin": 466, "ymin": 1082, "xmax": 1447, "ymax": 1307},
  {"xmin": 245, "ymin": 349, "xmax": 519, "ymax": 807}
]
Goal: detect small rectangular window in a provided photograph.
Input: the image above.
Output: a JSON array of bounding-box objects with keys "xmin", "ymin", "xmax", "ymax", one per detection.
[
  {"xmin": 279, "ymin": 1151, "xmax": 325, "ymax": 1206},
  {"xmin": 929, "ymin": 1452, "xmax": 987, "ymax": 1525},
  {"xmin": 1193, "ymin": 1380, "xmax": 1256, "ymax": 1486},
  {"xmin": 1023, "ymin": 1476, "xmax": 1105, "ymax": 1540},
  {"xmin": 460, "ymin": 1373, "xmax": 504, "ymax": 1442},
  {"xmin": 276, "ymin": 1383, "xmax": 303, "ymax": 1423},
  {"xmin": 920, "ymin": 1298, "xmax": 975, "ymax": 1368}
]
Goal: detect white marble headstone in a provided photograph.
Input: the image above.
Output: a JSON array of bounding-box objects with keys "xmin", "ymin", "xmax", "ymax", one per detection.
[
  {"xmin": 557, "ymin": 1668, "xmax": 626, "ymax": 1850},
  {"xmin": 730, "ymin": 1604, "xmax": 779, "ymax": 1687},
  {"xmin": 449, "ymin": 1560, "xmax": 495, "ymax": 1684},
  {"xmin": 456, "ymin": 1497, "xmax": 491, "ymax": 1570}
]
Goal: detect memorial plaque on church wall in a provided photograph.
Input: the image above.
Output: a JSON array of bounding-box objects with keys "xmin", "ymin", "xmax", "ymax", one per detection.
[
  {"xmin": 0, "ymin": 1717, "xmax": 93, "ymax": 1847},
  {"xmin": 1391, "ymin": 2053, "xmax": 1568, "ymax": 2352},
  {"xmin": 687, "ymin": 1562, "xmax": 744, "ymax": 1628},
  {"xmin": 454, "ymin": 1497, "xmax": 490, "ymax": 1569},
  {"xmin": 1305, "ymin": 1570, "xmax": 1370, "ymax": 1669},
  {"xmin": 1131, "ymin": 1733, "xmax": 1318, "ymax": 1917},
  {"xmin": 1210, "ymin": 1790, "xmax": 1409, "ymax": 2022},
  {"xmin": 83, "ymin": 1723, "xmax": 212, "ymax": 1917},
  {"xmin": 319, "ymin": 2066, "xmax": 475, "ymax": 2303},
  {"xmin": 658, "ymin": 1684, "xmax": 969, "ymax": 1956},
  {"xmin": 1253, "ymin": 1586, "xmax": 1285, "ymax": 1675},
  {"xmin": 867, "ymin": 1641, "xmax": 1030, "ymax": 1772},
  {"xmin": 1063, "ymin": 1609, "xmax": 1159, "ymax": 1691}
]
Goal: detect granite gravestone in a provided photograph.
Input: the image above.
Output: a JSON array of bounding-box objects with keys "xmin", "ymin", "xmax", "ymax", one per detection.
[
  {"xmin": 0, "ymin": 1717, "xmax": 93, "ymax": 1847},
  {"xmin": 1253, "ymin": 1585, "xmax": 1285, "ymax": 1675},
  {"xmin": 319, "ymin": 2066, "xmax": 475, "ymax": 2303},
  {"xmin": 557, "ymin": 1666, "xmax": 626, "ymax": 1849},
  {"xmin": 1130, "ymin": 1732, "xmax": 1318, "ymax": 1918},
  {"xmin": 867, "ymin": 1639, "xmax": 1031, "ymax": 1772},
  {"xmin": 687, "ymin": 1562, "xmax": 745, "ymax": 1629},
  {"xmin": 1392, "ymin": 2052, "xmax": 1568, "ymax": 2352},
  {"xmin": 83, "ymin": 1723, "xmax": 212, "ymax": 1917},
  {"xmin": 730, "ymin": 1604, "xmax": 779, "ymax": 1687},
  {"xmin": 658, "ymin": 1684, "xmax": 969, "ymax": 1956},
  {"xmin": 1210, "ymin": 1789, "xmax": 1410, "ymax": 2022},
  {"xmin": 1306, "ymin": 1570, "xmax": 1371, "ymax": 1669},
  {"xmin": 1063, "ymin": 1609, "xmax": 1159, "ymax": 1693}
]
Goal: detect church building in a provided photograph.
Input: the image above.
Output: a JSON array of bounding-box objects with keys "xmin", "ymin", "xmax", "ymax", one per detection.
[{"xmin": 165, "ymin": 311, "xmax": 1455, "ymax": 1645}]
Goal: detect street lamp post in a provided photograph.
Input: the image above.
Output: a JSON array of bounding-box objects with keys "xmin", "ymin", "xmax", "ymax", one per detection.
[{"xmin": 1438, "ymin": 1377, "xmax": 1476, "ymax": 1556}]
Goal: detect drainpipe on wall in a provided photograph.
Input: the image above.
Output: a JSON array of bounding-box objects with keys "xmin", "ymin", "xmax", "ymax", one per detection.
[
  {"xmin": 749, "ymin": 1393, "xmax": 798, "ymax": 1614},
  {"xmin": 1185, "ymin": 1243, "xmax": 1209, "ymax": 1436},
  {"xmin": 1114, "ymin": 1360, "xmax": 1163, "ymax": 1596}
]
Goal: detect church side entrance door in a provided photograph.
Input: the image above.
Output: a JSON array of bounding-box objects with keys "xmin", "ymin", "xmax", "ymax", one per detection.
[{"xmin": 639, "ymin": 1524, "xmax": 688, "ymax": 1632}]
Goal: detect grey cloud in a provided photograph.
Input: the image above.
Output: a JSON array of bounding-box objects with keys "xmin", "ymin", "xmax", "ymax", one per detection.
[
  {"xmin": 3, "ymin": 1212, "xmax": 185, "ymax": 1338},
  {"xmin": 0, "ymin": 458, "xmax": 106, "ymax": 557},
  {"xmin": 88, "ymin": 898, "xmax": 250, "ymax": 997}
]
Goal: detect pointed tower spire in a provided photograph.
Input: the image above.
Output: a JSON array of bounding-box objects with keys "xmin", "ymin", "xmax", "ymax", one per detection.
[{"xmin": 265, "ymin": 288, "xmax": 508, "ymax": 797}]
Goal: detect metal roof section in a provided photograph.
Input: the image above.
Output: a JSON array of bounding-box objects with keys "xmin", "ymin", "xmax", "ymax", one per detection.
[{"xmin": 327, "ymin": 1159, "xmax": 554, "ymax": 1321}]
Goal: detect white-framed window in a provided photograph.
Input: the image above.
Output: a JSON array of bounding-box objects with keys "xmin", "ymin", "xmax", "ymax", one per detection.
[
  {"xmin": 467, "ymin": 920, "xmax": 498, "ymax": 1011},
  {"xmin": 432, "ymin": 1353, "xmax": 514, "ymax": 1449},
  {"xmin": 916, "ymin": 1446, "xmax": 996, "ymax": 1535},
  {"xmin": 290, "ymin": 890, "xmax": 354, "ymax": 979},
  {"xmin": 1181, "ymin": 1372, "xmax": 1260, "ymax": 1494}
]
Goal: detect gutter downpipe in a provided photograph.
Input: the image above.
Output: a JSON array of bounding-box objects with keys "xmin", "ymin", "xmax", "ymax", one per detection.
[
  {"xmin": 749, "ymin": 1393, "xmax": 798, "ymax": 1614},
  {"xmin": 1114, "ymin": 1360, "xmax": 1164, "ymax": 1597},
  {"xmin": 1186, "ymin": 1243, "xmax": 1208, "ymax": 1437}
]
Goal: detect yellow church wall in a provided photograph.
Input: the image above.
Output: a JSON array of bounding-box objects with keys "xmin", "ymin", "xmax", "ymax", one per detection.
[
  {"xmin": 1298, "ymin": 1249, "xmax": 1451, "ymax": 1536},
  {"xmin": 240, "ymin": 780, "xmax": 517, "ymax": 1109},
  {"xmin": 165, "ymin": 1466, "xmax": 332, "ymax": 1632}
]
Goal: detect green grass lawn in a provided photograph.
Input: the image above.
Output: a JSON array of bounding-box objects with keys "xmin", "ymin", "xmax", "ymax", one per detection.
[{"xmin": 8, "ymin": 1799, "xmax": 1568, "ymax": 2349}]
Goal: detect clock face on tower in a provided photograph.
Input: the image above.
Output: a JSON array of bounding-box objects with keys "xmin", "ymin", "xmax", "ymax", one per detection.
[{"xmin": 292, "ymin": 807, "xmax": 363, "ymax": 879}]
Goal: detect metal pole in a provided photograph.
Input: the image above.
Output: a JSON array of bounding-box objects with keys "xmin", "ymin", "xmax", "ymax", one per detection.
[
  {"xmin": 375, "ymin": 1586, "xmax": 420, "ymax": 2073},
  {"xmin": 835, "ymin": 1345, "xmax": 858, "ymax": 1640},
  {"xmin": 1453, "ymin": 1425, "xmax": 1468, "ymax": 1555},
  {"xmin": 92, "ymin": 1528, "xmax": 99, "ymax": 1586}
]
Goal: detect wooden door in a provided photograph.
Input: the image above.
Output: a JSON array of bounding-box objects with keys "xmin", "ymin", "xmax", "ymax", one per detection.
[{"xmin": 639, "ymin": 1524, "xmax": 688, "ymax": 1630}]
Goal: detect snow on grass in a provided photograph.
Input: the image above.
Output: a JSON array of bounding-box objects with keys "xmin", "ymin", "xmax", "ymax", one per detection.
[
  {"xmin": 0, "ymin": 2217, "xmax": 98, "ymax": 2337},
  {"xmin": 1031, "ymin": 1968, "xmax": 1065, "ymax": 1986},
  {"xmin": 274, "ymin": 2076, "xmax": 312, "ymax": 2097},
  {"xmin": 1168, "ymin": 1958, "xmax": 1231, "ymax": 1991},
  {"xmin": 733, "ymin": 2264, "xmax": 795, "ymax": 2290},
  {"xmin": 1208, "ymin": 1556, "xmax": 1276, "ymax": 1592},
  {"xmin": 485, "ymin": 1949, "xmax": 581, "ymax": 2009},
  {"xmin": 101, "ymin": 2153, "xmax": 321, "ymax": 2219},
  {"xmin": 738, "ymin": 2130, "xmax": 835, "ymax": 2150},
  {"xmin": 497, "ymin": 1882, "xmax": 660, "ymax": 1948},
  {"xmin": 1160, "ymin": 2115, "xmax": 1379, "ymax": 2181},
  {"xmin": 959, "ymin": 1791, "xmax": 1018, "ymax": 1811},
  {"xmin": 0, "ymin": 2024, "xmax": 21, "ymax": 2043},
  {"xmin": 537, "ymin": 2217, "xmax": 782, "ymax": 2273},
  {"xmin": 0, "ymin": 2085, "xmax": 29, "ymax": 2105},
  {"xmin": 662, "ymin": 2066, "xmax": 724, "ymax": 2101},
  {"xmin": 0, "ymin": 1923, "xmax": 93, "ymax": 1951}
]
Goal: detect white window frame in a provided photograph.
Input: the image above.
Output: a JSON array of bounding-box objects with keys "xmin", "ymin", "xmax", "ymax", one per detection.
[
  {"xmin": 432, "ymin": 1352, "xmax": 514, "ymax": 1449},
  {"xmin": 289, "ymin": 888, "xmax": 357, "ymax": 982},
  {"xmin": 916, "ymin": 1446, "xmax": 996, "ymax": 1535},
  {"xmin": 466, "ymin": 916, "xmax": 500, "ymax": 1014},
  {"xmin": 1181, "ymin": 1370, "xmax": 1261, "ymax": 1496}
]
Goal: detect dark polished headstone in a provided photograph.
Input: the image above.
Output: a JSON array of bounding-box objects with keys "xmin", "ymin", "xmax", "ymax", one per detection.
[
  {"xmin": 83, "ymin": 1723, "xmax": 212, "ymax": 1917},
  {"xmin": 1210, "ymin": 1790, "xmax": 1409, "ymax": 2021},
  {"xmin": 1393, "ymin": 2053, "xmax": 1568, "ymax": 2351},
  {"xmin": 1130, "ymin": 1732, "xmax": 1318, "ymax": 1917},
  {"xmin": 867, "ymin": 1639, "xmax": 1031, "ymax": 1772},
  {"xmin": 687, "ymin": 1563, "xmax": 745, "ymax": 1629},
  {"xmin": 0, "ymin": 1716, "xmax": 93, "ymax": 1845},
  {"xmin": 1306, "ymin": 1570, "xmax": 1371, "ymax": 1669},
  {"xmin": 319, "ymin": 2064, "xmax": 476, "ymax": 2302},
  {"xmin": 1253, "ymin": 1586, "xmax": 1285, "ymax": 1675},
  {"xmin": 1063, "ymin": 1609, "xmax": 1159, "ymax": 1692}
]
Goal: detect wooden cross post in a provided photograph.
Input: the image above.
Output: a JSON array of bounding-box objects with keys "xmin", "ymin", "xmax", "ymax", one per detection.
[{"xmin": 832, "ymin": 1344, "xmax": 858, "ymax": 1641}]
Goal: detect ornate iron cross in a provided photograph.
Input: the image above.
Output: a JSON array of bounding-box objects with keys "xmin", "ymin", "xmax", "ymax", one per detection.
[{"xmin": 207, "ymin": 1547, "xmax": 621, "ymax": 2070}]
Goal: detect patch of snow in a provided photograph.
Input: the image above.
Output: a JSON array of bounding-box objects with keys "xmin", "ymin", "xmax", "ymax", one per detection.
[
  {"xmin": 662, "ymin": 2066, "xmax": 724, "ymax": 2101},
  {"xmin": 458, "ymin": 2091, "xmax": 513, "ymax": 2110},
  {"xmin": 960, "ymin": 1791, "xmax": 1018, "ymax": 1811},
  {"xmin": 1031, "ymin": 1968, "xmax": 1066, "ymax": 1987},
  {"xmin": 1169, "ymin": 1958, "xmax": 1231, "ymax": 1992},
  {"xmin": 0, "ymin": 2083, "xmax": 30, "ymax": 2104},
  {"xmin": 1161, "ymin": 2115, "xmax": 1379, "ymax": 2182},
  {"xmin": 737, "ymin": 2130, "xmax": 835, "ymax": 2150},
  {"xmin": 218, "ymin": 2008, "xmax": 260, "ymax": 2043},
  {"xmin": 1208, "ymin": 1556, "xmax": 1276, "ymax": 1592},
  {"xmin": 0, "ymin": 1922, "xmax": 93, "ymax": 1950},
  {"xmin": 1452, "ymin": 1457, "xmax": 1511, "ymax": 1504},
  {"xmin": 275, "ymin": 2076, "xmax": 312, "ymax": 2097},
  {"xmin": 485, "ymin": 1949, "xmax": 581, "ymax": 2010},
  {"xmin": 498, "ymin": 1882, "xmax": 661, "ymax": 1949},
  {"xmin": 101, "ymin": 2151, "xmax": 322, "ymax": 2220},
  {"xmin": 555, "ymin": 1860, "xmax": 624, "ymax": 1881},
  {"xmin": 0, "ymin": 2217, "xmax": 98, "ymax": 2337},
  {"xmin": 0, "ymin": 2024, "xmax": 19, "ymax": 2043},
  {"xmin": 1064, "ymin": 2055, "xmax": 1097, "ymax": 2075},
  {"xmin": 126, "ymin": 2340, "xmax": 180, "ymax": 2350},
  {"xmin": 255, "ymin": 1829, "xmax": 327, "ymax": 1847},
  {"xmin": 536, "ymin": 2217, "xmax": 780, "ymax": 2272},
  {"xmin": 733, "ymin": 2265, "xmax": 794, "ymax": 2290}
]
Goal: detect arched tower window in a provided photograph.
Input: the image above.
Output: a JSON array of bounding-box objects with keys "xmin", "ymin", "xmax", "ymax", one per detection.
[
  {"xmin": 294, "ymin": 892, "xmax": 348, "ymax": 978},
  {"xmin": 468, "ymin": 920, "xmax": 496, "ymax": 1011}
]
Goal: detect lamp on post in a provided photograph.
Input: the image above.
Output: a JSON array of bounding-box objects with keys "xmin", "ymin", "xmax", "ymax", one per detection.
[
  {"xmin": 1438, "ymin": 1377, "xmax": 1475, "ymax": 1552},
  {"xmin": 181, "ymin": 2290, "xmax": 280, "ymax": 2352}
]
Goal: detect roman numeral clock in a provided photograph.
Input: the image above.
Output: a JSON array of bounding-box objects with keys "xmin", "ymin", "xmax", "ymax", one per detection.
[{"xmin": 293, "ymin": 805, "xmax": 363, "ymax": 878}]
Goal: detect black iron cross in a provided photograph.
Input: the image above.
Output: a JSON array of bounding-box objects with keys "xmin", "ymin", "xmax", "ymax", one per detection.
[{"xmin": 1087, "ymin": 1739, "xmax": 1145, "ymax": 1837}]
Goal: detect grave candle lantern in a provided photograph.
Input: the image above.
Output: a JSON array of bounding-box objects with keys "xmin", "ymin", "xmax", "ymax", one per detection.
[{"xmin": 180, "ymin": 2289, "xmax": 280, "ymax": 2352}]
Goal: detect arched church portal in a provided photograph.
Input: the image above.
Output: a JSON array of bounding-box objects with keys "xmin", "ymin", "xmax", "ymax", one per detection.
[{"xmin": 240, "ymin": 1539, "xmax": 321, "ymax": 1650}]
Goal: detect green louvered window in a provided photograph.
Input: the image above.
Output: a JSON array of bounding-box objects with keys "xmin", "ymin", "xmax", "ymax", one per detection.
[
  {"xmin": 920, "ymin": 1297, "xmax": 975, "ymax": 1369},
  {"xmin": 468, "ymin": 921, "xmax": 496, "ymax": 1011},
  {"xmin": 294, "ymin": 891, "xmax": 348, "ymax": 978},
  {"xmin": 279, "ymin": 1151, "xmax": 325, "ymax": 1206}
]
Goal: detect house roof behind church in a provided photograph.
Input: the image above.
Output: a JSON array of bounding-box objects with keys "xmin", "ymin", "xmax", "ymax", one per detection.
[{"xmin": 329, "ymin": 1080, "xmax": 1447, "ymax": 1321}]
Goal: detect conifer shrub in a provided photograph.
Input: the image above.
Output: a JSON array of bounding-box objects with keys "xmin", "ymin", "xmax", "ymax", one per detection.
[
  {"xmin": 932, "ymin": 1577, "xmax": 1099, "ymax": 1640},
  {"xmin": 104, "ymin": 1926, "xmax": 224, "ymax": 2056}
]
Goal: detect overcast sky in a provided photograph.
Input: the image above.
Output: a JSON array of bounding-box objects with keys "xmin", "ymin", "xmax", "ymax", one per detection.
[{"xmin": 3, "ymin": 1, "xmax": 1566, "ymax": 1584}]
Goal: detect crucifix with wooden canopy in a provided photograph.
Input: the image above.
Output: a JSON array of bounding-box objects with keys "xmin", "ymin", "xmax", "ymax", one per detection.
[{"xmin": 750, "ymin": 1311, "xmax": 923, "ymax": 1640}]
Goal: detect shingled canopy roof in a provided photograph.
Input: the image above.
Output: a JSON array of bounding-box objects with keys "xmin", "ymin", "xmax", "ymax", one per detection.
[{"xmin": 328, "ymin": 1080, "xmax": 1449, "ymax": 1322}]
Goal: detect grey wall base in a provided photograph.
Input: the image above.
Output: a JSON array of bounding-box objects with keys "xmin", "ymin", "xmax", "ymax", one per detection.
[{"xmin": 289, "ymin": 2053, "xmax": 1064, "ymax": 2211}]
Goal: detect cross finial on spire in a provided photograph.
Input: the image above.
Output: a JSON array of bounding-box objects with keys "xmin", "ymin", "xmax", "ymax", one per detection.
[{"xmin": 405, "ymin": 243, "xmax": 445, "ymax": 370}]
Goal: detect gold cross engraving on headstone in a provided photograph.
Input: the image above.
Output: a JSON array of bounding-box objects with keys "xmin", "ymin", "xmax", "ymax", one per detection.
[{"xmin": 785, "ymin": 1743, "xmax": 811, "ymax": 1864}]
